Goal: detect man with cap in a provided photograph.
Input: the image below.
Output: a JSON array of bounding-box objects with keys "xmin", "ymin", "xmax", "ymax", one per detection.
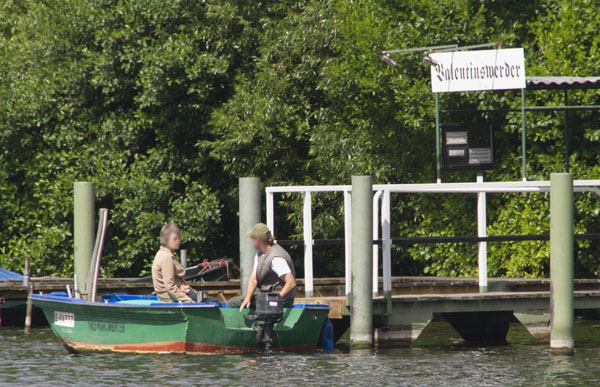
[{"xmin": 228, "ymin": 223, "xmax": 297, "ymax": 311}]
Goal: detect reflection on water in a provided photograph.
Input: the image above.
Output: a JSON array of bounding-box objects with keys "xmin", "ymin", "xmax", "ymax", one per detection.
[{"xmin": 2, "ymin": 325, "xmax": 600, "ymax": 386}]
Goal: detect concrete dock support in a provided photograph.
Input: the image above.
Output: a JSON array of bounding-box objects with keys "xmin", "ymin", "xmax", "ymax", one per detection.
[
  {"xmin": 239, "ymin": 177, "xmax": 261, "ymax": 296},
  {"xmin": 350, "ymin": 176, "xmax": 373, "ymax": 347},
  {"xmin": 550, "ymin": 173, "xmax": 574, "ymax": 352},
  {"xmin": 74, "ymin": 182, "xmax": 95, "ymax": 298}
]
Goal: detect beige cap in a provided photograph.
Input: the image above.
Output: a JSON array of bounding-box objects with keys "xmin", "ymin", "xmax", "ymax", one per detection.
[{"xmin": 246, "ymin": 223, "xmax": 272, "ymax": 239}]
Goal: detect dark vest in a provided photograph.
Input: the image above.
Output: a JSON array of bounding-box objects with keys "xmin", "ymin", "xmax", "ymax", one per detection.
[{"xmin": 256, "ymin": 244, "xmax": 296, "ymax": 299}]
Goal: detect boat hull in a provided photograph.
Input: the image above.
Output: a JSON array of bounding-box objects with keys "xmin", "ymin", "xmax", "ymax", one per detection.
[{"xmin": 32, "ymin": 294, "xmax": 329, "ymax": 354}]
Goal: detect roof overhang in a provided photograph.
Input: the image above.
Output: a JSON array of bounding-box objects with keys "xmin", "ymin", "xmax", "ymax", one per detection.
[{"xmin": 526, "ymin": 76, "xmax": 600, "ymax": 90}]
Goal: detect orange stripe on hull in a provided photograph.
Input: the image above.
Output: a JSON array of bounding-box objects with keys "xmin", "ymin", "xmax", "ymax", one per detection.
[{"xmin": 62, "ymin": 339, "xmax": 316, "ymax": 354}]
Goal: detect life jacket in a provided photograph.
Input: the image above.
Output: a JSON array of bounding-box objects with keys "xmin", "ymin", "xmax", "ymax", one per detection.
[{"xmin": 255, "ymin": 244, "xmax": 296, "ymax": 299}]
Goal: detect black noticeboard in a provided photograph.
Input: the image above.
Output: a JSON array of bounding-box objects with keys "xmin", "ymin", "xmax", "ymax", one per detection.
[{"xmin": 441, "ymin": 123, "xmax": 493, "ymax": 171}]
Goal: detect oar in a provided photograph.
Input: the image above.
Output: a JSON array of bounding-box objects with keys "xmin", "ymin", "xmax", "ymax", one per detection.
[
  {"xmin": 85, "ymin": 208, "xmax": 108, "ymax": 301},
  {"xmin": 90, "ymin": 209, "xmax": 109, "ymax": 302}
]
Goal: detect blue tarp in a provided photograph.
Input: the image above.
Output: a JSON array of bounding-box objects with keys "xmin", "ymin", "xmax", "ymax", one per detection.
[{"xmin": 0, "ymin": 268, "xmax": 23, "ymax": 281}]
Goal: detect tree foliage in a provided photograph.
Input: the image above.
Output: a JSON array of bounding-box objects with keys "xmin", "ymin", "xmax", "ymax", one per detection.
[{"xmin": 1, "ymin": 0, "xmax": 599, "ymax": 279}]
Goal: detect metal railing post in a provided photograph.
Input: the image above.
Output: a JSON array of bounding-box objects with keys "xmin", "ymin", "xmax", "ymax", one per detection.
[
  {"xmin": 563, "ymin": 89, "xmax": 570, "ymax": 173},
  {"xmin": 381, "ymin": 189, "xmax": 393, "ymax": 318},
  {"xmin": 477, "ymin": 173, "xmax": 488, "ymax": 292},
  {"xmin": 303, "ymin": 190, "xmax": 314, "ymax": 297},
  {"xmin": 435, "ymin": 93, "xmax": 441, "ymax": 184},
  {"xmin": 521, "ymin": 88, "xmax": 527, "ymax": 181},
  {"xmin": 372, "ymin": 190, "xmax": 382, "ymax": 296},
  {"xmin": 344, "ymin": 189, "xmax": 352, "ymax": 297},
  {"xmin": 381, "ymin": 189, "xmax": 392, "ymax": 297},
  {"xmin": 266, "ymin": 190, "xmax": 275, "ymax": 236}
]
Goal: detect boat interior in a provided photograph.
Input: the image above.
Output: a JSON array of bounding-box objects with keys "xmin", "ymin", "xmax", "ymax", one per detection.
[{"xmin": 35, "ymin": 292, "xmax": 329, "ymax": 310}]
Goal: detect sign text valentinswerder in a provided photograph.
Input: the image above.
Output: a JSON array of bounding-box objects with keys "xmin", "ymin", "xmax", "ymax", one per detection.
[{"xmin": 430, "ymin": 48, "xmax": 526, "ymax": 93}]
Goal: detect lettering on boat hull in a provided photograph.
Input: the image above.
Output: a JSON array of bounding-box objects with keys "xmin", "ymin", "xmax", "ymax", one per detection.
[
  {"xmin": 88, "ymin": 320, "xmax": 125, "ymax": 333},
  {"xmin": 54, "ymin": 311, "xmax": 75, "ymax": 328}
]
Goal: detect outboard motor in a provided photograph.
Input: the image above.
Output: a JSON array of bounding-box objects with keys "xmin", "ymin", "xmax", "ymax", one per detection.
[{"xmin": 244, "ymin": 292, "xmax": 283, "ymax": 351}]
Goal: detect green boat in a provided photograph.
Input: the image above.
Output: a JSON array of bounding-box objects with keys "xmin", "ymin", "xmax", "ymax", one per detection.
[{"xmin": 32, "ymin": 293, "xmax": 330, "ymax": 354}]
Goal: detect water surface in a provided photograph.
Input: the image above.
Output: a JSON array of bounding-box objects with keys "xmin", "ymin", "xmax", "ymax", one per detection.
[{"xmin": 2, "ymin": 326, "xmax": 599, "ymax": 386}]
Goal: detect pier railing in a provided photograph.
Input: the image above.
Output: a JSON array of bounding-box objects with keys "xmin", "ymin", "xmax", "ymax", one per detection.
[{"xmin": 266, "ymin": 180, "xmax": 600, "ymax": 297}]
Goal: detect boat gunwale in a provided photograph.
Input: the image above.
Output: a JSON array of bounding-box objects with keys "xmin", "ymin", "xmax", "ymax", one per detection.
[{"xmin": 31, "ymin": 294, "xmax": 330, "ymax": 310}]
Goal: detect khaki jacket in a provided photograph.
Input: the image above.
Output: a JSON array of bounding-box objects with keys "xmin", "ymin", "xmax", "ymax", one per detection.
[{"xmin": 152, "ymin": 246, "xmax": 192, "ymax": 302}]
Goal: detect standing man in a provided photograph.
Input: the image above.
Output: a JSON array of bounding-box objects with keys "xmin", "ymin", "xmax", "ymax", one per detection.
[{"xmin": 228, "ymin": 223, "xmax": 297, "ymax": 311}]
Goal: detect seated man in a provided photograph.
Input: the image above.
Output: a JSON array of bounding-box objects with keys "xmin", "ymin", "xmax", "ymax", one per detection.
[
  {"xmin": 228, "ymin": 223, "xmax": 297, "ymax": 310},
  {"xmin": 152, "ymin": 223, "xmax": 199, "ymax": 302}
]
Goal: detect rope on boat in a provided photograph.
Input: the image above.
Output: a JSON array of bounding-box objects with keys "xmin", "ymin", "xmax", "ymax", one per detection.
[{"xmin": 196, "ymin": 258, "xmax": 240, "ymax": 280}]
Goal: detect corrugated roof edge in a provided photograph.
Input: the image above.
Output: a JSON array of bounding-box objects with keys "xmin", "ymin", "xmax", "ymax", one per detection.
[{"xmin": 526, "ymin": 76, "xmax": 600, "ymax": 90}]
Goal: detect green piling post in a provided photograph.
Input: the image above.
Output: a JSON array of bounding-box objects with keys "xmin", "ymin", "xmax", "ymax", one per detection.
[
  {"xmin": 550, "ymin": 173, "xmax": 574, "ymax": 353},
  {"xmin": 239, "ymin": 177, "xmax": 261, "ymax": 296},
  {"xmin": 74, "ymin": 182, "xmax": 95, "ymax": 298},
  {"xmin": 350, "ymin": 176, "xmax": 373, "ymax": 348}
]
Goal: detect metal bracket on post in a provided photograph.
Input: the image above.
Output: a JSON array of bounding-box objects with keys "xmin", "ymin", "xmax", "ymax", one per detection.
[{"xmin": 303, "ymin": 190, "xmax": 314, "ymax": 298}]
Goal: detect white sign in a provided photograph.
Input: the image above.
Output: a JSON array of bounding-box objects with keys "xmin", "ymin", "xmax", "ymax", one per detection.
[
  {"xmin": 448, "ymin": 149, "xmax": 465, "ymax": 157},
  {"xmin": 430, "ymin": 48, "xmax": 525, "ymax": 93},
  {"xmin": 445, "ymin": 131, "xmax": 468, "ymax": 145},
  {"xmin": 54, "ymin": 311, "xmax": 75, "ymax": 327},
  {"xmin": 469, "ymin": 148, "xmax": 492, "ymax": 164}
]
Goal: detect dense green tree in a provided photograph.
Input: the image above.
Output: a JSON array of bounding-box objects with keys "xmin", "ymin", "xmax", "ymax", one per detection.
[
  {"xmin": 1, "ymin": 0, "xmax": 599, "ymax": 280},
  {"xmin": 208, "ymin": 0, "xmax": 600, "ymax": 278},
  {"xmin": 0, "ymin": 0, "xmax": 271, "ymax": 275}
]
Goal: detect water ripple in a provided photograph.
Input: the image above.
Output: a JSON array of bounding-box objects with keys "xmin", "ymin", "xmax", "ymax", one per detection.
[{"xmin": 1, "ymin": 328, "xmax": 599, "ymax": 386}]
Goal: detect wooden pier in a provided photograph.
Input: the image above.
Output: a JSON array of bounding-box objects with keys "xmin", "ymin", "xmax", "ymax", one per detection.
[
  {"xmin": 370, "ymin": 290, "xmax": 600, "ymax": 346},
  {"xmin": 295, "ymin": 281, "xmax": 600, "ymax": 346}
]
